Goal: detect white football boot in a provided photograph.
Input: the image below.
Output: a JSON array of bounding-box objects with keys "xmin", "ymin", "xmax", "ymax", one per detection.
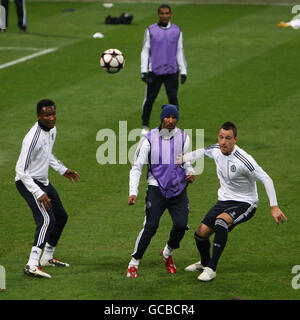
[
  {"xmin": 40, "ymin": 258, "xmax": 69, "ymax": 267},
  {"xmin": 126, "ymin": 266, "xmax": 138, "ymax": 278},
  {"xmin": 197, "ymin": 267, "xmax": 216, "ymax": 282},
  {"xmin": 184, "ymin": 261, "xmax": 204, "ymax": 272},
  {"xmin": 23, "ymin": 265, "xmax": 51, "ymax": 278}
]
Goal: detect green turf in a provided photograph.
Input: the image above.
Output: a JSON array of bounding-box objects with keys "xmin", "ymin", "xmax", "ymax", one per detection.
[{"xmin": 0, "ymin": 2, "xmax": 299, "ymax": 300}]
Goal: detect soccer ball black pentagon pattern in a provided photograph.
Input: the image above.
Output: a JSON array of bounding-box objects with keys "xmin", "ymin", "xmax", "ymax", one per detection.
[{"xmin": 100, "ymin": 49, "xmax": 125, "ymax": 73}]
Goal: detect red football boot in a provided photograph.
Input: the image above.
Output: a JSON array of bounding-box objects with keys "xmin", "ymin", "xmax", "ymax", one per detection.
[
  {"xmin": 126, "ymin": 265, "xmax": 138, "ymax": 278},
  {"xmin": 160, "ymin": 249, "xmax": 176, "ymax": 274}
]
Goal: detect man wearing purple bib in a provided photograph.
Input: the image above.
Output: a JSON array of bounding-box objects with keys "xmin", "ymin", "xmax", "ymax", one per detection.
[
  {"xmin": 140, "ymin": 4, "xmax": 187, "ymax": 135},
  {"xmin": 126, "ymin": 104, "xmax": 194, "ymax": 278}
]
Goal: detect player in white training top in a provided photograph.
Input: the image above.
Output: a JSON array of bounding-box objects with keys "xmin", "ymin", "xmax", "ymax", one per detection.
[
  {"xmin": 15, "ymin": 99, "xmax": 80, "ymax": 279},
  {"xmin": 178, "ymin": 122, "xmax": 287, "ymax": 282}
]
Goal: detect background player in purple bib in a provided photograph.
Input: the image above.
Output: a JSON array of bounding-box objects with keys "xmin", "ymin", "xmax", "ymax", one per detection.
[{"xmin": 140, "ymin": 4, "xmax": 187, "ymax": 135}]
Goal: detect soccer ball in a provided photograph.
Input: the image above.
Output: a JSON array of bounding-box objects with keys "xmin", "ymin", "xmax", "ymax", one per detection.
[{"xmin": 100, "ymin": 49, "xmax": 125, "ymax": 73}]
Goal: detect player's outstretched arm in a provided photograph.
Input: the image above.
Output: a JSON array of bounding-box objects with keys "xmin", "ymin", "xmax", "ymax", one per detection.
[
  {"xmin": 271, "ymin": 206, "xmax": 287, "ymax": 224},
  {"xmin": 177, "ymin": 149, "xmax": 205, "ymax": 165},
  {"xmin": 256, "ymin": 170, "xmax": 287, "ymax": 225}
]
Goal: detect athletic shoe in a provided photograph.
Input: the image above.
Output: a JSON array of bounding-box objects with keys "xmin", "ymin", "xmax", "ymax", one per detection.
[
  {"xmin": 197, "ymin": 267, "xmax": 216, "ymax": 282},
  {"xmin": 184, "ymin": 261, "xmax": 204, "ymax": 272},
  {"xmin": 23, "ymin": 265, "xmax": 51, "ymax": 279},
  {"xmin": 277, "ymin": 21, "xmax": 290, "ymax": 28},
  {"xmin": 160, "ymin": 249, "xmax": 176, "ymax": 274},
  {"xmin": 40, "ymin": 258, "xmax": 69, "ymax": 267},
  {"xmin": 126, "ymin": 266, "xmax": 138, "ymax": 278},
  {"xmin": 19, "ymin": 27, "xmax": 27, "ymax": 33}
]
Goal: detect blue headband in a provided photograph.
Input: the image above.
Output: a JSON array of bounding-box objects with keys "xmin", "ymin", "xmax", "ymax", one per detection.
[{"xmin": 160, "ymin": 104, "xmax": 179, "ymax": 121}]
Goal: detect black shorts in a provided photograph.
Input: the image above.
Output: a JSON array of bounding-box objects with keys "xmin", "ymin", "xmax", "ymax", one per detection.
[{"xmin": 201, "ymin": 200, "xmax": 256, "ymax": 231}]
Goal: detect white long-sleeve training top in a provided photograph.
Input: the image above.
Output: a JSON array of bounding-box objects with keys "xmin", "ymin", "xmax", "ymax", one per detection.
[
  {"xmin": 183, "ymin": 144, "xmax": 278, "ymax": 207},
  {"xmin": 129, "ymin": 128, "xmax": 194, "ymax": 196},
  {"xmin": 140, "ymin": 22, "xmax": 187, "ymax": 75},
  {"xmin": 15, "ymin": 121, "xmax": 68, "ymax": 199}
]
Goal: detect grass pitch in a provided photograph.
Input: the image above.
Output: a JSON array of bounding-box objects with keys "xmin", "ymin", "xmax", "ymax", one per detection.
[{"xmin": 0, "ymin": 2, "xmax": 299, "ymax": 301}]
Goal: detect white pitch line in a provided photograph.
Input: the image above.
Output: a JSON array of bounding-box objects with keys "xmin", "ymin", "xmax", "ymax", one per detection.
[
  {"xmin": 0, "ymin": 48, "xmax": 57, "ymax": 70},
  {"xmin": 0, "ymin": 47, "xmax": 44, "ymax": 51}
]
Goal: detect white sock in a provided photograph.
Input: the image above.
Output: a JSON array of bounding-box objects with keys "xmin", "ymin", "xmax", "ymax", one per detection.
[
  {"xmin": 27, "ymin": 246, "xmax": 42, "ymax": 267},
  {"xmin": 163, "ymin": 244, "xmax": 173, "ymax": 258},
  {"xmin": 128, "ymin": 257, "xmax": 140, "ymax": 269},
  {"xmin": 40, "ymin": 242, "xmax": 56, "ymax": 262}
]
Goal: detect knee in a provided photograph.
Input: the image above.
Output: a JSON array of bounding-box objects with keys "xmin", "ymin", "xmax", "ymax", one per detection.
[
  {"xmin": 48, "ymin": 214, "xmax": 56, "ymax": 229},
  {"xmin": 59, "ymin": 212, "xmax": 68, "ymax": 227},
  {"xmin": 173, "ymin": 220, "xmax": 188, "ymax": 231},
  {"xmin": 172, "ymin": 225, "xmax": 188, "ymax": 240},
  {"xmin": 194, "ymin": 231, "xmax": 207, "ymax": 242},
  {"xmin": 54, "ymin": 210, "xmax": 68, "ymax": 228},
  {"xmin": 63, "ymin": 212, "xmax": 68, "ymax": 224},
  {"xmin": 169, "ymin": 96, "xmax": 178, "ymax": 105},
  {"xmin": 144, "ymin": 223, "xmax": 159, "ymax": 237},
  {"xmin": 196, "ymin": 223, "xmax": 213, "ymax": 238},
  {"xmin": 178, "ymin": 225, "xmax": 189, "ymax": 232}
]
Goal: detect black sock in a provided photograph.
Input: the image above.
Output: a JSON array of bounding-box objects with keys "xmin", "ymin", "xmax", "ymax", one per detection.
[
  {"xmin": 194, "ymin": 232, "xmax": 211, "ymax": 267},
  {"xmin": 208, "ymin": 219, "xmax": 228, "ymax": 271}
]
